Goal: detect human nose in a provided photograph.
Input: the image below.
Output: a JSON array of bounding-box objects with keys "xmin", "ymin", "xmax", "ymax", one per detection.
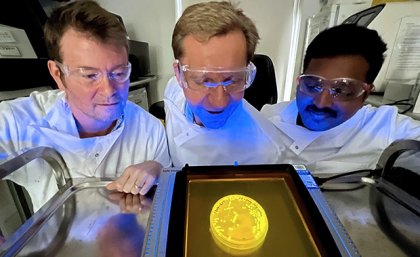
[
  {"xmin": 207, "ymin": 85, "xmax": 230, "ymax": 109},
  {"xmin": 99, "ymin": 74, "xmax": 118, "ymax": 96},
  {"xmin": 313, "ymin": 85, "xmax": 334, "ymax": 107}
]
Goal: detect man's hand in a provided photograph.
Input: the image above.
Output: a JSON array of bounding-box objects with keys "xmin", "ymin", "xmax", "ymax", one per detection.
[{"xmin": 106, "ymin": 160, "xmax": 162, "ymax": 195}]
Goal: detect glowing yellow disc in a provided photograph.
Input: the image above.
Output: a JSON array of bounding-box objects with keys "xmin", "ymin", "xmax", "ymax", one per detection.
[{"xmin": 209, "ymin": 194, "xmax": 268, "ymax": 256}]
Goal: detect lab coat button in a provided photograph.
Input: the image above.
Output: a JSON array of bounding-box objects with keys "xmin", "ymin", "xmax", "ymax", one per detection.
[
  {"xmin": 295, "ymin": 145, "xmax": 299, "ymax": 150},
  {"xmin": 95, "ymin": 153, "xmax": 99, "ymax": 157}
]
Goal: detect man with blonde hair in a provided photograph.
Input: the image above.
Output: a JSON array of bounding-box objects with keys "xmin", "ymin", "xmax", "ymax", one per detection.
[{"xmin": 164, "ymin": 1, "xmax": 283, "ymax": 167}]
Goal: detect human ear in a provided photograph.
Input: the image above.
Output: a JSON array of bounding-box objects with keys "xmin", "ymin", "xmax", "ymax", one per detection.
[
  {"xmin": 362, "ymin": 84, "xmax": 375, "ymax": 101},
  {"xmin": 173, "ymin": 60, "xmax": 183, "ymax": 88},
  {"xmin": 47, "ymin": 60, "xmax": 66, "ymax": 90}
]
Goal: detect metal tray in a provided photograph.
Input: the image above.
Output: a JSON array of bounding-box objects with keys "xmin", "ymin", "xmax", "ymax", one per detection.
[{"xmin": 0, "ymin": 178, "xmax": 152, "ymax": 257}]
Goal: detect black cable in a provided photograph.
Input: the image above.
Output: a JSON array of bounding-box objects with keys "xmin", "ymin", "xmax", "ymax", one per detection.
[
  {"xmin": 369, "ymin": 91, "xmax": 384, "ymax": 96},
  {"xmin": 313, "ymin": 168, "xmax": 381, "ymax": 186},
  {"xmin": 379, "ymin": 98, "xmax": 414, "ymax": 114},
  {"xmin": 400, "ymin": 104, "xmax": 414, "ymax": 114},
  {"xmin": 387, "ymin": 98, "xmax": 410, "ymax": 105}
]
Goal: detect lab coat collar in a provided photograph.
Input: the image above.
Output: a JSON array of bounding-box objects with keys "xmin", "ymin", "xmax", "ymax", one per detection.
[
  {"xmin": 173, "ymin": 101, "xmax": 247, "ymax": 146},
  {"xmin": 29, "ymin": 92, "xmax": 124, "ymax": 166},
  {"xmin": 38, "ymin": 91, "xmax": 80, "ymax": 137},
  {"xmin": 271, "ymin": 99, "xmax": 366, "ymax": 155},
  {"xmin": 270, "ymin": 100, "xmax": 322, "ymax": 154},
  {"xmin": 38, "ymin": 90, "xmax": 124, "ymax": 138},
  {"xmin": 164, "ymin": 76, "xmax": 186, "ymax": 114}
]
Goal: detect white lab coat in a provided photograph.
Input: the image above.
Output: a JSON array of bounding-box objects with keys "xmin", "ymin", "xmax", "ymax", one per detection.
[
  {"xmin": 163, "ymin": 77, "xmax": 284, "ymax": 168},
  {"xmin": 0, "ymin": 90, "xmax": 171, "ymax": 211},
  {"xmin": 261, "ymin": 100, "xmax": 420, "ymax": 174}
]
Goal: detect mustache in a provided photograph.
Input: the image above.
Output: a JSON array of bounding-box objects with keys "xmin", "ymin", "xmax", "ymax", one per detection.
[{"xmin": 306, "ymin": 105, "xmax": 337, "ymax": 117}]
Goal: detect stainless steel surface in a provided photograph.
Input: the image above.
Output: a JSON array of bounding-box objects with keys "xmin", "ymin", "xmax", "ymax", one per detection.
[
  {"xmin": 3, "ymin": 165, "xmax": 417, "ymax": 257},
  {"xmin": 294, "ymin": 167, "xmax": 359, "ymax": 257},
  {"xmin": 0, "ymin": 178, "xmax": 152, "ymax": 257},
  {"xmin": 0, "ymin": 147, "xmax": 71, "ymax": 189},
  {"xmin": 323, "ymin": 185, "xmax": 420, "ymax": 257}
]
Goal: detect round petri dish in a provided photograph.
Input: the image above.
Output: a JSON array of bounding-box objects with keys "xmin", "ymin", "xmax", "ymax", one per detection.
[{"xmin": 209, "ymin": 194, "xmax": 269, "ymax": 256}]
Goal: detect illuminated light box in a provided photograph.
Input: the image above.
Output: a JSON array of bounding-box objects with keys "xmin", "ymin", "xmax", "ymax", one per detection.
[{"xmin": 144, "ymin": 164, "xmax": 359, "ymax": 257}]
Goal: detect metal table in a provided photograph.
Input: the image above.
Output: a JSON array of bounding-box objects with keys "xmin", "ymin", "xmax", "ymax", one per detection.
[
  {"xmin": 323, "ymin": 185, "xmax": 420, "ymax": 257},
  {"xmin": 2, "ymin": 164, "xmax": 419, "ymax": 256},
  {"xmin": 0, "ymin": 177, "xmax": 152, "ymax": 257}
]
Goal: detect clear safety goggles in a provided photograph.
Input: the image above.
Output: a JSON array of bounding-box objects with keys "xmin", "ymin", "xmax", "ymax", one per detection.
[
  {"xmin": 177, "ymin": 60, "xmax": 256, "ymax": 93},
  {"xmin": 55, "ymin": 61, "xmax": 131, "ymax": 86},
  {"xmin": 297, "ymin": 74, "xmax": 373, "ymax": 101}
]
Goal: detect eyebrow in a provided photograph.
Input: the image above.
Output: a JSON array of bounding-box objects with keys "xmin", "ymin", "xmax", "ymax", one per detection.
[{"xmin": 74, "ymin": 63, "xmax": 128, "ymax": 71}]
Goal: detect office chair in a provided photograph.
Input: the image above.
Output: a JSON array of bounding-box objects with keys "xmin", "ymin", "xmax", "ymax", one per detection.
[
  {"xmin": 148, "ymin": 54, "xmax": 278, "ymax": 119},
  {"xmin": 244, "ymin": 54, "xmax": 278, "ymax": 110},
  {"xmin": 148, "ymin": 100, "xmax": 166, "ymax": 121}
]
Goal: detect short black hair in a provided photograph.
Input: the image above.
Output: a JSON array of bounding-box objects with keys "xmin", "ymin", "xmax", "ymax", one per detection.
[{"xmin": 303, "ymin": 24, "xmax": 387, "ymax": 84}]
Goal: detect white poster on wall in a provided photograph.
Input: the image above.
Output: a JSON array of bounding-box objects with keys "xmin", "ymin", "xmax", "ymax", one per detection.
[{"xmin": 386, "ymin": 16, "xmax": 420, "ymax": 81}]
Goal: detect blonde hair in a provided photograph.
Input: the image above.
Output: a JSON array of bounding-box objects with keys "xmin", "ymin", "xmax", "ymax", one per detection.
[{"xmin": 172, "ymin": 1, "xmax": 259, "ymax": 62}]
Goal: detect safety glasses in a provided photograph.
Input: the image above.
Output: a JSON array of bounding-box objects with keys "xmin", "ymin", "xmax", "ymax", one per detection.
[
  {"xmin": 177, "ymin": 60, "xmax": 256, "ymax": 93},
  {"xmin": 55, "ymin": 61, "xmax": 131, "ymax": 86},
  {"xmin": 297, "ymin": 74, "xmax": 373, "ymax": 101}
]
